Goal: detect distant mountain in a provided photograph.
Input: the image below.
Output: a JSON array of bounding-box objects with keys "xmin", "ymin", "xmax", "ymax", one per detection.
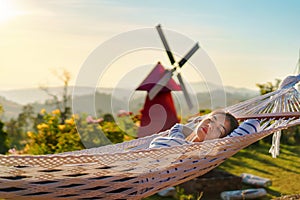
[
  {"xmin": 0, "ymin": 91, "xmax": 140, "ymax": 120},
  {"xmin": 0, "ymin": 86, "xmax": 97, "ymax": 105},
  {"xmin": 0, "ymin": 83, "xmax": 260, "ymax": 120},
  {"xmin": 191, "ymin": 82, "xmax": 258, "ymax": 98},
  {"xmin": 0, "ymin": 96, "xmax": 22, "ymax": 120},
  {"xmin": 0, "ymin": 82, "xmax": 259, "ymax": 105}
]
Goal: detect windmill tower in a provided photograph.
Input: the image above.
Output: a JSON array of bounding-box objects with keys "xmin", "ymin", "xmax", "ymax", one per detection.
[
  {"xmin": 136, "ymin": 62, "xmax": 181, "ymax": 137},
  {"xmin": 137, "ymin": 25, "xmax": 199, "ymax": 138}
]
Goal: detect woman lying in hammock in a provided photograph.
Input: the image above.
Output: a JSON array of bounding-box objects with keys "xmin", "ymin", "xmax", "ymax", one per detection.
[
  {"xmin": 142, "ymin": 111, "xmax": 239, "ymax": 196},
  {"xmin": 149, "ymin": 110, "xmax": 239, "ymax": 148}
]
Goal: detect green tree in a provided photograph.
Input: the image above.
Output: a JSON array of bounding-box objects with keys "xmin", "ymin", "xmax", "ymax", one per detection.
[
  {"xmin": 18, "ymin": 105, "xmax": 35, "ymax": 132},
  {"xmin": 5, "ymin": 104, "xmax": 36, "ymax": 150},
  {"xmin": 0, "ymin": 105, "xmax": 9, "ymax": 154},
  {"xmin": 0, "ymin": 120, "xmax": 9, "ymax": 154},
  {"xmin": 256, "ymin": 79, "xmax": 281, "ymax": 95},
  {"xmin": 103, "ymin": 113, "xmax": 114, "ymax": 122},
  {"xmin": 40, "ymin": 69, "xmax": 71, "ymax": 124}
]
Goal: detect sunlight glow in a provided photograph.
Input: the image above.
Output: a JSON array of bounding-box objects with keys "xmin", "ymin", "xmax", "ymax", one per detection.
[{"xmin": 0, "ymin": 0, "xmax": 19, "ymax": 23}]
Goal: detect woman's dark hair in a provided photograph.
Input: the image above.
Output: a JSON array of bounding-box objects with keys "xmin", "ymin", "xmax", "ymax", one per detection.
[
  {"xmin": 224, "ymin": 112, "xmax": 239, "ymax": 135},
  {"xmin": 210, "ymin": 110, "xmax": 239, "ymax": 137}
]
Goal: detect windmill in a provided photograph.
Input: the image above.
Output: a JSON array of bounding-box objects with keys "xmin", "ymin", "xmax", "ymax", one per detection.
[{"xmin": 136, "ymin": 24, "xmax": 199, "ymax": 138}]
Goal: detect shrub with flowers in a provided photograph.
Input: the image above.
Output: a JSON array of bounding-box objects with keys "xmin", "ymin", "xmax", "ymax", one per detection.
[
  {"xmin": 80, "ymin": 113, "xmax": 135, "ymax": 145},
  {"xmin": 24, "ymin": 109, "xmax": 84, "ymax": 155},
  {"xmin": 75, "ymin": 114, "xmax": 111, "ymax": 148},
  {"xmin": 116, "ymin": 110, "xmax": 138, "ymax": 140},
  {"xmin": 23, "ymin": 107, "xmax": 144, "ymax": 155}
]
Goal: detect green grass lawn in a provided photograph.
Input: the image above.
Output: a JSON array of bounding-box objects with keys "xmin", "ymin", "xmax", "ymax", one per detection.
[
  {"xmin": 145, "ymin": 142, "xmax": 300, "ymax": 200},
  {"xmin": 219, "ymin": 142, "xmax": 300, "ymax": 199}
]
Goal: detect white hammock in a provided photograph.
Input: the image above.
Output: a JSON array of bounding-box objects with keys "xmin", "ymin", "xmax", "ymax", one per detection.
[{"xmin": 0, "ymin": 83, "xmax": 300, "ymax": 199}]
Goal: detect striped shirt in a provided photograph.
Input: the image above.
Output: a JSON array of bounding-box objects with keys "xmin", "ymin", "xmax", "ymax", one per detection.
[
  {"xmin": 149, "ymin": 123, "xmax": 191, "ymax": 149},
  {"xmin": 227, "ymin": 119, "xmax": 260, "ymax": 137}
]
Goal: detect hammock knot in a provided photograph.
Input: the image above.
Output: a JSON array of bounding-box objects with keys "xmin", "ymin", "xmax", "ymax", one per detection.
[
  {"xmin": 268, "ymin": 131, "xmax": 281, "ymax": 158},
  {"xmin": 279, "ymin": 74, "xmax": 300, "ymax": 89}
]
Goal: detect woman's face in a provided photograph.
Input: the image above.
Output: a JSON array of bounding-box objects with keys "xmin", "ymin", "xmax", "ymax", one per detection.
[{"xmin": 193, "ymin": 113, "xmax": 231, "ymax": 142}]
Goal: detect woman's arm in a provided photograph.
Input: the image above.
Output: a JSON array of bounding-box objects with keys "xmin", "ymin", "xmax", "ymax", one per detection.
[
  {"xmin": 169, "ymin": 123, "xmax": 193, "ymax": 139},
  {"xmin": 181, "ymin": 125, "xmax": 193, "ymax": 137}
]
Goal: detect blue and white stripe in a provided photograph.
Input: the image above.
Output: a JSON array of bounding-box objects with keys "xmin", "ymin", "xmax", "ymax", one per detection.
[
  {"xmin": 227, "ymin": 119, "xmax": 260, "ymax": 137},
  {"xmin": 149, "ymin": 123, "xmax": 191, "ymax": 149}
]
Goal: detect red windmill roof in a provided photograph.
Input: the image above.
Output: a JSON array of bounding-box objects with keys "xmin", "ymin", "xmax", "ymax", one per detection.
[{"xmin": 136, "ymin": 62, "xmax": 181, "ymax": 92}]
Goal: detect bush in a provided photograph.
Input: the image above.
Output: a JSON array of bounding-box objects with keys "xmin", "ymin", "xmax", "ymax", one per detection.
[
  {"xmin": 24, "ymin": 109, "xmax": 84, "ymax": 155},
  {"xmin": 0, "ymin": 120, "xmax": 9, "ymax": 154}
]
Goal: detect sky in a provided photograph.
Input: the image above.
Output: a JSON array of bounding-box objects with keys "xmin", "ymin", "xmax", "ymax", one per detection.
[{"xmin": 0, "ymin": 0, "xmax": 300, "ymax": 91}]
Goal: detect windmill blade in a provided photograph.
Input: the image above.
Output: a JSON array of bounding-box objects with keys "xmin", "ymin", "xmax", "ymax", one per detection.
[
  {"xmin": 178, "ymin": 43, "xmax": 200, "ymax": 67},
  {"xmin": 156, "ymin": 24, "xmax": 176, "ymax": 65},
  {"xmin": 177, "ymin": 73, "xmax": 193, "ymax": 109},
  {"xmin": 148, "ymin": 69, "xmax": 174, "ymax": 100}
]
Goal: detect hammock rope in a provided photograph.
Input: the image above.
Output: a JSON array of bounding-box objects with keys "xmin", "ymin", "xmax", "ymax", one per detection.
[{"xmin": 0, "ymin": 80, "xmax": 300, "ymax": 199}]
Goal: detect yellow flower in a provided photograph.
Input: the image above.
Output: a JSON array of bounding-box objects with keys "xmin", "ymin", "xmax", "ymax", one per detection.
[
  {"xmin": 27, "ymin": 131, "xmax": 34, "ymax": 137},
  {"xmin": 52, "ymin": 109, "xmax": 61, "ymax": 115},
  {"xmin": 123, "ymin": 135, "xmax": 133, "ymax": 141},
  {"xmin": 37, "ymin": 123, "xmax": 49, "ymax": 130},
  {"xmin": 72, "ymin": 114, "xmax": 79, "ymax": 119},
  {"xmin": 65, "ymin": 118, "xmax": 74, "ymax": 125},
  {"xmin": 40, "ymin": 109, "xmax": 46, "ymax": 115},
  {"xmin": 58, "ymin": 124, "xmax": 65, "ymax": 131}
]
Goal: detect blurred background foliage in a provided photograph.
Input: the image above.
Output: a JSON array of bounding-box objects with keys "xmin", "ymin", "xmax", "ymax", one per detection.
[{"xmin": 0, "ymin": 78, "xmax": 299, "ymax": 155}]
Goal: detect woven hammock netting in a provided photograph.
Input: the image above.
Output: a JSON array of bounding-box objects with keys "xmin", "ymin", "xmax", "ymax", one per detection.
[{"xmin": 0, "ymin": 81, "xmax": 300, "ymax": 199}]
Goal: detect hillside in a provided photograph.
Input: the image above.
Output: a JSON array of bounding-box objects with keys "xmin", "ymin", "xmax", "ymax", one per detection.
[
  {"xmin": 0, "ymin": 85, "xmax": 259, "ymax": 120},
  {"xmin": 0, "ymin": 96, "xmax": 22, "ymax": 120}
]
